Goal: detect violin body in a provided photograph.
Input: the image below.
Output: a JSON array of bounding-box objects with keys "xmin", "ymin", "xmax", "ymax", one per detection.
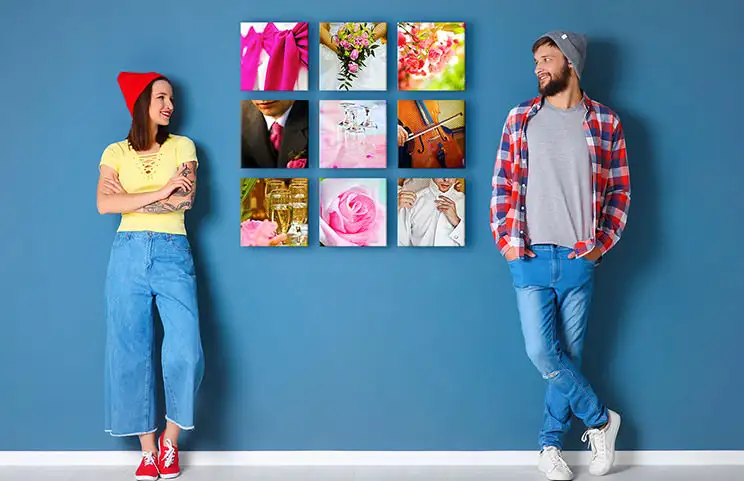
[{"xmin": 398, "ymin": 100, "xmax": 464, "ymax": 168}]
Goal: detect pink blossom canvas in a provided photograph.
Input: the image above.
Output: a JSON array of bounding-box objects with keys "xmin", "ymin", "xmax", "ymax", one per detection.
[
  {"xmin": 397, "ymin": 22, "xmax": 465, "ymax": 91},
  {"xmin": 319, "ymin": 101, "xmax": 386, "ymax": 169},
  {"xmin": 319, "ymin": 178, "xmax": 386, "ymax": 247}
]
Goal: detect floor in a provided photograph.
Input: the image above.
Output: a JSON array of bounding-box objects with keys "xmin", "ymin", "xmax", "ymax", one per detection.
[{"xmin": 0, "ymin": 466, "xmax": 740, "ymax": 480}]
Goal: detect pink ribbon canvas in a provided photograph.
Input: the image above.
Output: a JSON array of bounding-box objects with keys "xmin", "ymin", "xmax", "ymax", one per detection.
[{"xmin": 241, "ymin": 22, "xmax": 309, "ymax": 91}]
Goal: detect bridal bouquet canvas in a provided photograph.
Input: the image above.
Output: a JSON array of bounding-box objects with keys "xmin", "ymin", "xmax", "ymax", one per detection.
[
  {"xmin": 319, "ymin": 178, "xmax": 386, "ymax": 247},
  {"xmin": 397, "ymin": 22, "xmax": 465, "ymax": 91},
  {"xmin": 319, "ymin": 22, "xmax": 387, "ymax": 91}
]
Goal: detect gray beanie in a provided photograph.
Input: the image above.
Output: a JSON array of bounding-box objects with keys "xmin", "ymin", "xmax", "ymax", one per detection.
[{"xmin": 538, "ymin": 31, "xmax": 588, "ymax": 79}]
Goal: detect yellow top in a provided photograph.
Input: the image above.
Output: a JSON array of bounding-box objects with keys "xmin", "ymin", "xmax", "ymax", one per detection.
[{"xmin": 99, "ymin": 134, "xmax": 198, "ymax": 235}]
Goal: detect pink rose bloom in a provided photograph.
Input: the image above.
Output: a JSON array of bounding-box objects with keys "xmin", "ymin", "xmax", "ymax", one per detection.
[
  {"xmin": 342, "ymin": 40, "xmax": 351, "ymax": 49},
  {"xmin": 320, "ymin": 186, "xmax": 385, "ymax": 246},
  {"xmin": 362, "ymin": 31, "xmax": 369, "ymax": 39},
  {"xmin": 428, "ymin": 47, "xmax": 443, "ymax": 65},
  {"xmin": 287, "ymin": 158, "xmax": 307, "ymax": 168},
  {"xmin": 354, "ymin": 24, "xmax": 360, "ymax": 32},
  {"xmin": 350, "ymin": 49, "xmax": 359, "ymax": 60},
  {"xmin": 362, "ymin": 38, "xmax": 369, "ymax": 47},
  {"xmin": 241, "ymin": 219, "xmax": 282, "ymax": 246},
  {"xmin": 349, "ymin": 62, "xmax": 359, "ymax": 73}
]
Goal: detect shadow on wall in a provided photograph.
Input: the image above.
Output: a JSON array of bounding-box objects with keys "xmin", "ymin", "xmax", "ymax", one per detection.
[{"xmin": 564, "ymin": 39, "xmax": 660, "ymax": 451}]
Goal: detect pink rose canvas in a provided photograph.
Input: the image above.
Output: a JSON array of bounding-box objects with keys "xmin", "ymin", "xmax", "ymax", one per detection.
[{"xmin": 319, "ymin": 178, "xmax": 387, "ymax": 247}]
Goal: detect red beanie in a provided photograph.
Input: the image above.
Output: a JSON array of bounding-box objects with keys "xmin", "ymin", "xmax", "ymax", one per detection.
[{"xmin": 117, "ymin": 71, "xmax": 166, "ymax": 116}]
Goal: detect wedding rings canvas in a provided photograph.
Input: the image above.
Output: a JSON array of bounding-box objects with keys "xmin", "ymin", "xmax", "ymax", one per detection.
[
  {"xmin": 319, "ymin": 178, "xmax": 387, "ymax": 247},
  {"xmin": 397, "ymin": 22, "xmax": 466, "ymax": 91},
  {"xmin": 319, "ymin": 22, "xmax": 387, "ymax": 91},
  {"xmin": 241, "ymin": 100, "xmax": 309, "ymax": 169},
  {"xmin": 397, "ymin": 178, "xmax": 465, "ymax": 247},
  {"xmin": 240, "ymin": 22, "xmax": 309, "ymax": 91},
  {"xmin": 241, "ymin": 178, "xmax": 309, "ymax": 247},
  {"xmin": 320, "ymin": 100, "xmax": 387, "ymax": 168},
  {"xmin": 397, "ymin": 100, "xmax": 466, "ymax": 168}
]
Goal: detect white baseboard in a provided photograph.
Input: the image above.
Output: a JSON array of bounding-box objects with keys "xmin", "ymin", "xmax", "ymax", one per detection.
[{"xmin": 1, "ymin": 450, "xmax": 743, "ymax": 467}]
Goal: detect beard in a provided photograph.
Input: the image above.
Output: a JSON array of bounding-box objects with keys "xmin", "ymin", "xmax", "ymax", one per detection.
[{"xmin": 538, "ymin": 63, "xmax": 571, "ymax": 96}]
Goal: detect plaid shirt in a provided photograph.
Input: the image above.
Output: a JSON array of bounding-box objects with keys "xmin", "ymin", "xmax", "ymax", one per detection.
[{"xmin": 490, "ymin": 93, "xmax": 630, "ymax": 260}]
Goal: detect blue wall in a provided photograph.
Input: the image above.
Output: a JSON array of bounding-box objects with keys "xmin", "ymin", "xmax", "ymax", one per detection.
[{"xmin": 1, "ymin": 0, "xmax": 742, "ymax": 451}]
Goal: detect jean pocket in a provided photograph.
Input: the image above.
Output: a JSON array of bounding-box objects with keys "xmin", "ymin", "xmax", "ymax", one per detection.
[{"xmin": 167, "ymin": 235, "xmax": 192, "ymax": 252}]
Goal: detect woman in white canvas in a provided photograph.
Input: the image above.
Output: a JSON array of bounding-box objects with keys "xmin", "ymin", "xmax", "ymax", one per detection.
[{"xmin": 320, "ymin": 22, "xmax": 387, "ymax": 91}]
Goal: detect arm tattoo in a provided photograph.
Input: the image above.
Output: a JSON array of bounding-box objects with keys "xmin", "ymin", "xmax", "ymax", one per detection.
[{"xmin": 135, "ymin": 162, "xmax": 196, "ymax": 213}]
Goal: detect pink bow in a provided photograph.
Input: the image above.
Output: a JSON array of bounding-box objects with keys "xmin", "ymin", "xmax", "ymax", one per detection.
[{"xmin": 241, "ymin": 22, "xmax": 309, "ymax": 91}]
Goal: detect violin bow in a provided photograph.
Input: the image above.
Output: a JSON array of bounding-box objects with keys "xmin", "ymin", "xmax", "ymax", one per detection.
[{"xmin": 405, "ymin": 112, "xmax": 464, "ymax": 142}]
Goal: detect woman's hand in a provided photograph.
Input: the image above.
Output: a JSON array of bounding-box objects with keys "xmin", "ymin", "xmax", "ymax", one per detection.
[{"xmin": 158, "ymin": 171, "xmax": 193, "ymax": 200}]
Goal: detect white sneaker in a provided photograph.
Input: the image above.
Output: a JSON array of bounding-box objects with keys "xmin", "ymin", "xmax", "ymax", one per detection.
[
  {"xmin": 538, "ymin": 446, "xmax": 574, "ymax": 480},
  {"xmin": 582, "ymin": 409, "xmax": 621, "ymax": 476}
]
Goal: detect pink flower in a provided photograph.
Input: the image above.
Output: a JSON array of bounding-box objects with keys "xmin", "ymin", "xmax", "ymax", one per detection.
[
  {"xmin": 398, "ymin": 31, "xmax": 406, "ymax": 46},
  {"xmin": 320, "ymin": 186, "xmax": 385, "ymax": 246},
  {"xmin": 332, "ymin": 35, "xmax": 339, "ymax": 43},
  {"xmin": 350, "ymin": 49, "xmax": 359, "ymax": 60},
  {"xmin": 287, "ymin": 158, "xmax": 307, "ymax": 168},
  {"xmin": 428, "ymin": 47, "xmax": 444, "ymax": 65},
  {"xmin": 354, "ymin": 24, "xmax": 360, "ymax": 32},
  {"xmin": 348, "ymin": 62, "xmax": 359, "ymax": 73},
  {"xmin": 362, "ymin": 38, "xmax": 369, "ymax": 47},
  {"xmin": 241, "ymin": 219, "xmax": 286, "ymax": 247},
  {"xmin": 362, "ymin": 31, "xmax": 369, "ymax": 39}
]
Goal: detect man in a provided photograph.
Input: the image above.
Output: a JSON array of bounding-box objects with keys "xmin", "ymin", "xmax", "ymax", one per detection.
[
  {"xmin": 241, "ymin": 100, "xmax": 308, "ymax": 168},
  {"xmin": 398, "ymin": 178, "xmax": 465, "ymax": 247},
  {"xmin": 490, "ymin": 31, "xmax": 630, "ymax": 480}
]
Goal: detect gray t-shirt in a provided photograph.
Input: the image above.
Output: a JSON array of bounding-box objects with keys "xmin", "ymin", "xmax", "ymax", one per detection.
[{"xmin": 525, "ymin": 100, "xmax": 593, "ymax": 248}]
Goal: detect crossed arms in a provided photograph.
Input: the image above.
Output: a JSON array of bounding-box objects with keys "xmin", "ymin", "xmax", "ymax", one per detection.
[{"xmin": 96, "ymin": 162, "xmax": 197, "ymax": 215}]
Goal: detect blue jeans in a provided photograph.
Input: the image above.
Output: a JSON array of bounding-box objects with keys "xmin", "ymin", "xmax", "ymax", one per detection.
[
  {"xmin": 104, "ymin": 231, "xmax": 204, "ymax": 436},
  {"xmin": 508, "ymin": 244, "xmax": 608, "ymax": 450}
]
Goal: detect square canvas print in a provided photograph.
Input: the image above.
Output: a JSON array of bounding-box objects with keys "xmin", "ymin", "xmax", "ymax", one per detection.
[
  {"xmin": 397, "ymin": 178, "xmax": 465, "ymax": 247},
  {"xmin": 319, "ymin": 22, "xmax": 387, "ymax": 91},
  {"xmin": 319, "ymin": 178, "xmax": 386, "ymax": 247},
  {"xmin": 241, "ymin": 100, "xmax": 308, "ymax": 169},
  {"xmin": 397, "ymin": 22, "xmax": 465, "ymax": 90},
  {"xmin": 397, "ymin": 100, "xmax": 465, "ymax": 168},
  {"xmin": 241, "ymin": 178, "xmax": 308, "ymax": 247},
  {"xmin": 320, "ymin": 100, "xmax": 386, "ymax": 168},
  {"xmin": 240, "ymin": 22, "xmax": 309, "ymax": 91}
]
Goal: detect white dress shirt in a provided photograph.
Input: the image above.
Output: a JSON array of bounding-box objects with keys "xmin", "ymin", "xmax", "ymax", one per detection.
[{"xmin": 398, "ymin": 180, "xmax": 465, "ymax": 247}]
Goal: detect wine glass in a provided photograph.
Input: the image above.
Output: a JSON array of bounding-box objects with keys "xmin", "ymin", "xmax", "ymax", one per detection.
[{"xmin": 268, "ymin": 188, "xmax": 291, "ymax": 236}]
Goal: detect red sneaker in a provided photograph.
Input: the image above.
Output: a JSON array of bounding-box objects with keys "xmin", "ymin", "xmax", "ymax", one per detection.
[
  {"xmin": 157, "ymin": 433, "xmax": 181, "ymax": 479},
  {"xmin": 135, "ymin": 451, "xmax": 159, "ymax": 480}
]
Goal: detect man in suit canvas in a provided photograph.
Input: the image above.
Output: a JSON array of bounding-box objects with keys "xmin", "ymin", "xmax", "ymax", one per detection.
[{"xmin": 241, "ymin": 100, "xmax": 309, "ymax": 168}]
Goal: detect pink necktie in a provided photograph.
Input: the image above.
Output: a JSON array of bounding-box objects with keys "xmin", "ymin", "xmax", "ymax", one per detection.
[{"xmin": 270, "ymin": 122, "xmax": 283, "ymax": 152}]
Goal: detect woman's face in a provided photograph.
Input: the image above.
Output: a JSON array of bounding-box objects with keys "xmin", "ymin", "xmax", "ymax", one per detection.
[{"xmin": 149, "ymin": 80, "xmax": 174, "ymax": 127}]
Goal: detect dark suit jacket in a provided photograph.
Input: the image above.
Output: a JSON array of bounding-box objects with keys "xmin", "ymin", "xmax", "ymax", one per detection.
[{"xmin": 241, "ymin": 101, "xmax": 308, "ymax": 168}]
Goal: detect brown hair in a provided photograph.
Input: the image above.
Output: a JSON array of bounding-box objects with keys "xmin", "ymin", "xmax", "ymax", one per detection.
[
  {"xmin": 532, "ymin": 36, "xmax": 558, "ymax": 54},
  {"xmin": 127, "ymin": 77, "xmax": 170, "ymax": 152}
]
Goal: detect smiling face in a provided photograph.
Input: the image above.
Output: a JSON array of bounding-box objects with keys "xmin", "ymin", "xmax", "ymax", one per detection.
[
  {"xmin": 252, "ymin": 100, "xmax": 293, "ymax": 118},
  {"xmin": 148, "ymin": 79, "xmax": 174, "ymax": 126},
  {"xmin": 533, "ymin": 43, "xmax": 572, "ymax": 97}
]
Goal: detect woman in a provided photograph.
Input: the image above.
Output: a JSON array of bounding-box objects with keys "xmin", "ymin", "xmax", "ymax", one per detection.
[{"xmin": 97, "ymin": 71, "xmax": 204, "ymax": 480}]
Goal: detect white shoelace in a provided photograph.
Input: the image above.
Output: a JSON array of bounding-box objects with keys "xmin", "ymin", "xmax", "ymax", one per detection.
[
  {"xmin": 581, "ymin": 428, "xmax": 607, "ymax": 461},
  {"xmin": 142, "ymin": 451, "xmax": 156, "ymax": 466},
  {"xmin": 544, "ymin": 447, "xmax": 571, "ymax": 471},
  {"xmin": 161, "ymin": 438, "xmax": 176, "ymax": 468}
]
